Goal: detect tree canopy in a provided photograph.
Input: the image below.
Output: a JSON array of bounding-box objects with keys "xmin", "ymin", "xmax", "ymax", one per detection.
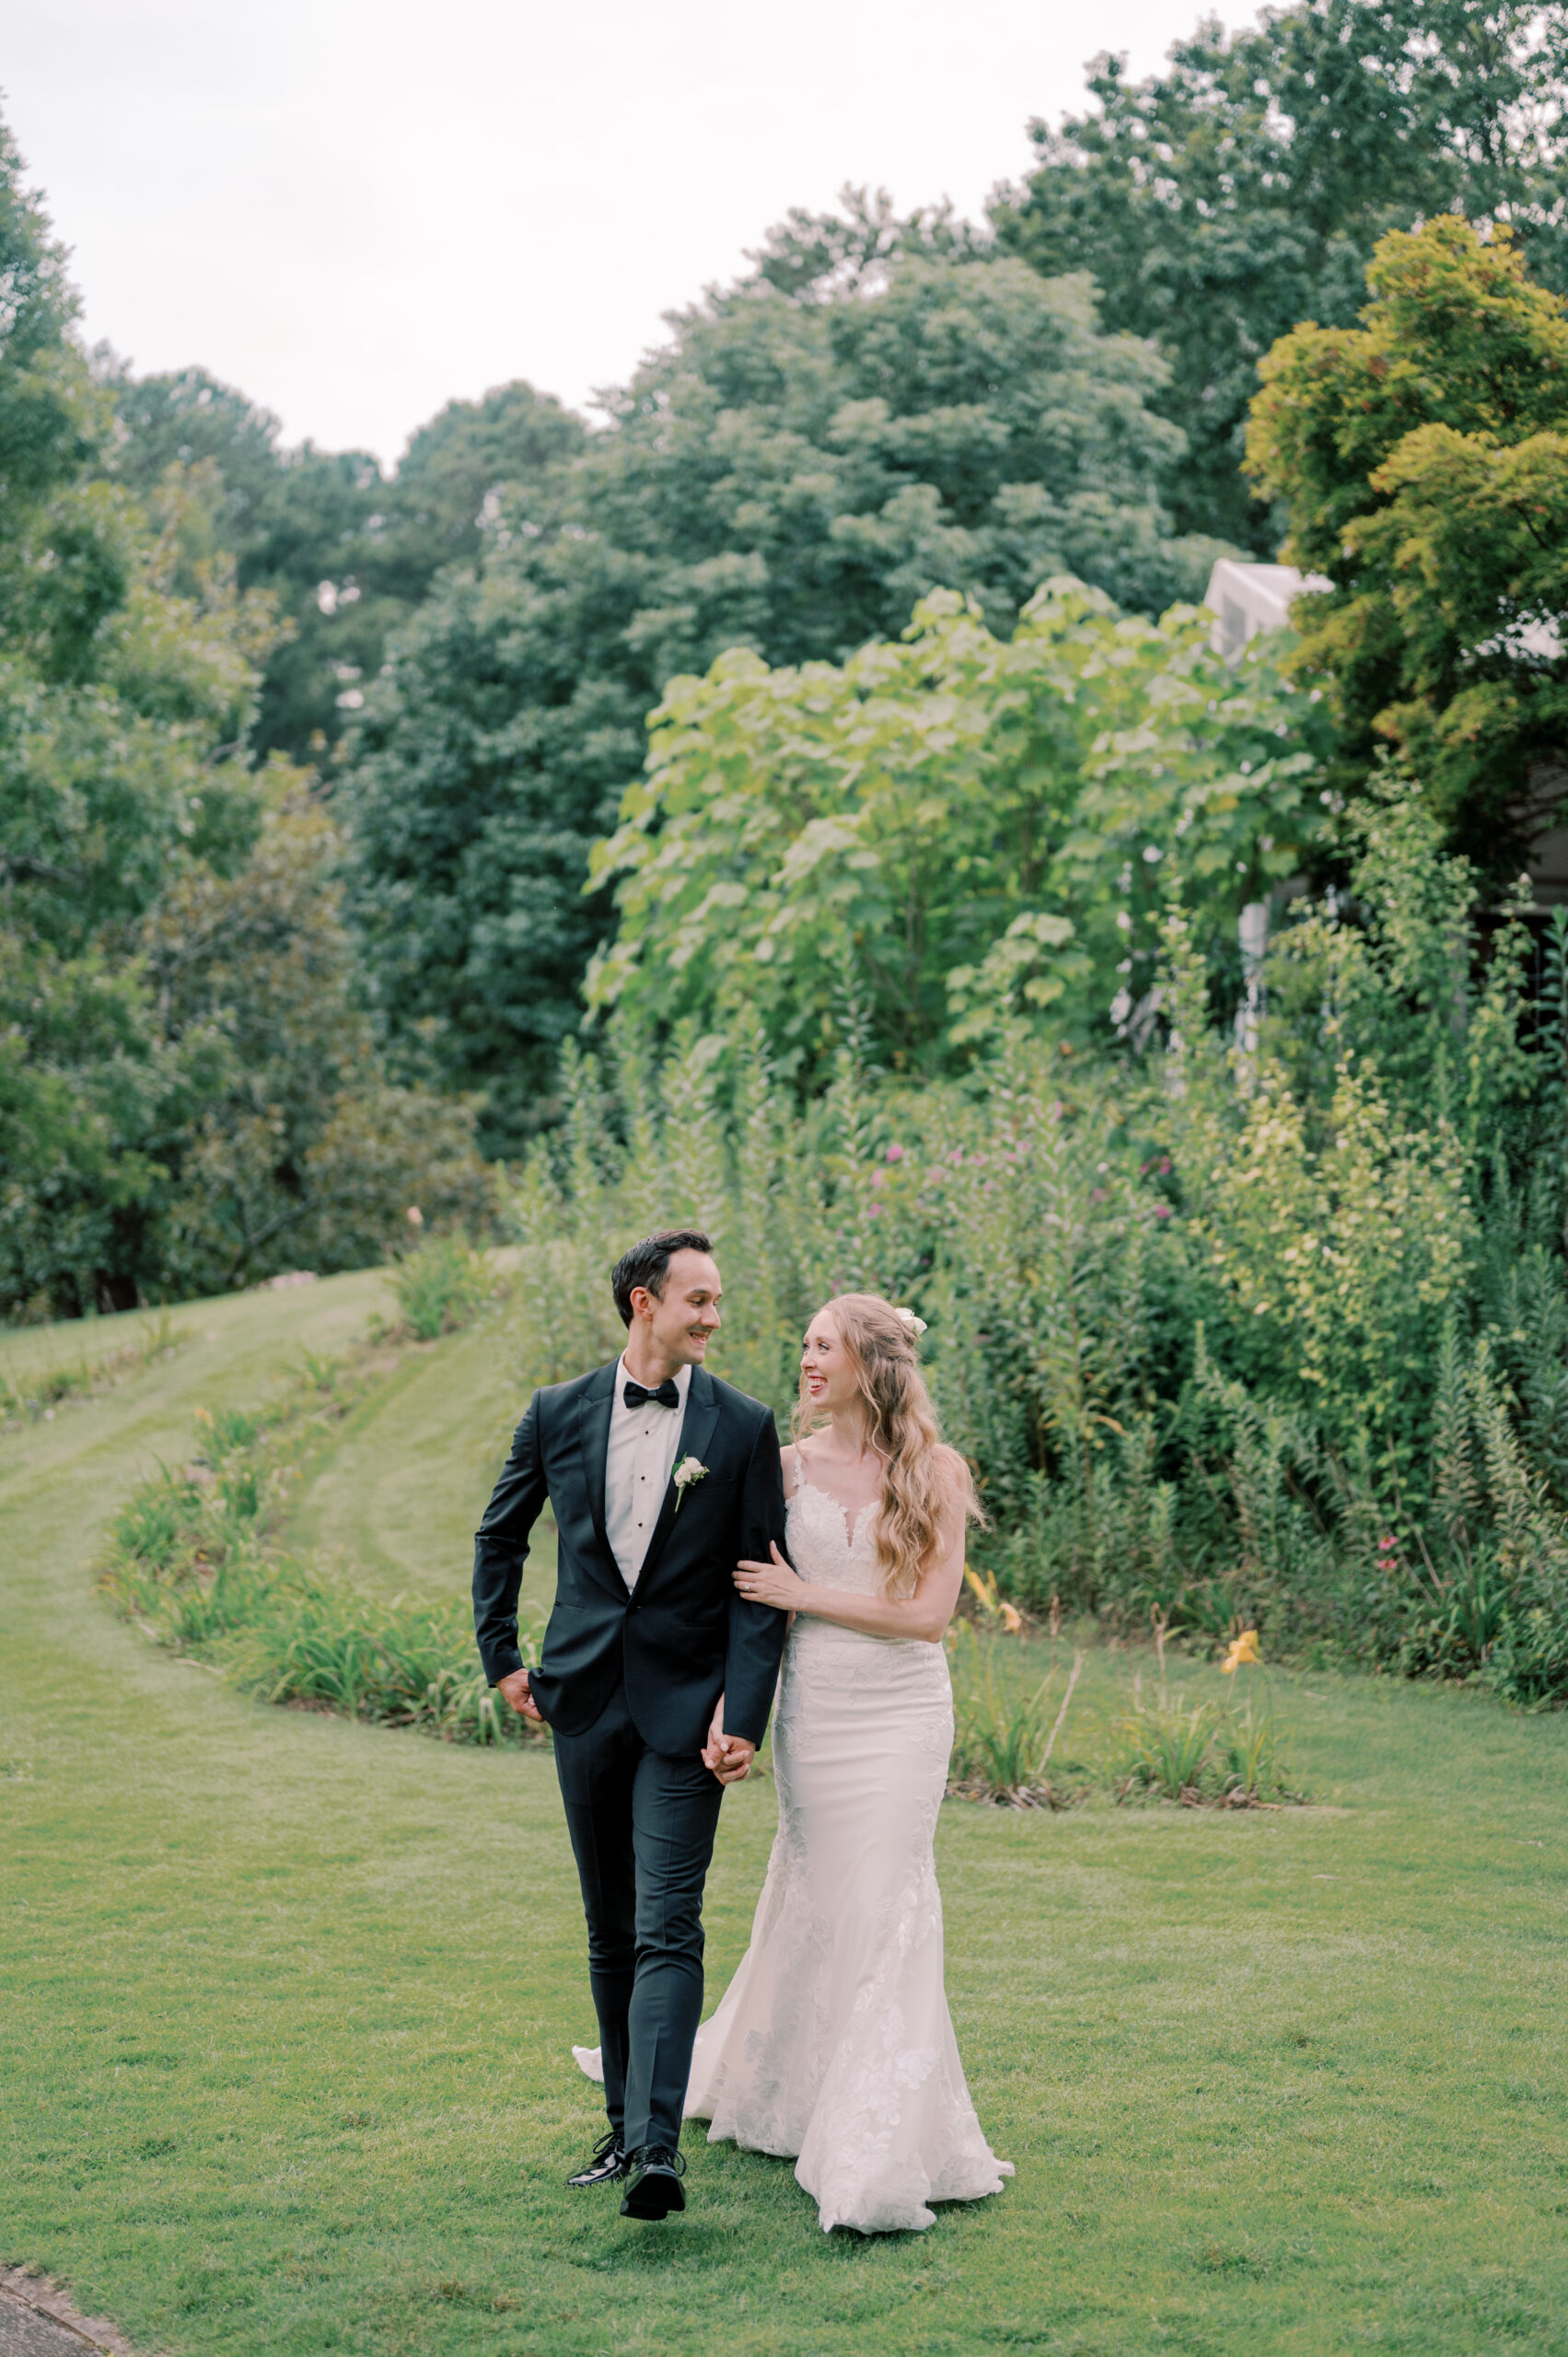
[
  {"xmin": 105, "ymin": 365, "xmax": 586, "ymax": 771},
  {"xmin": 1246, "ymin": 214, "xmax": 1568, "ymax": 864},
  {"xmin": 0, "ymin": 110, "xmax": 491, "ymax": 1318},
  {"xmin": 342, "ymin": 226, "xmax": 1232, "ymax": 1147},
  {"xmin": 994, "ymin": 1, "xmax": 1568, "ymax": 548}
]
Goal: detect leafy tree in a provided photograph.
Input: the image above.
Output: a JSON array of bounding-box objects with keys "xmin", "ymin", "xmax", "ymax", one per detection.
[
  {"xmin": 588, "ymin": 231, "xmax": 1227, "ymax": 650},
  {"xmin": 105, "ymin": 364, "xmax": 584, "ymax": 769},
  {"xmin": 1245, "ymin": 215, "xmax": 1568, "ymax": 863},
  {"xmin": 340, "ymin": 530, "xmax": 664, "ymax": 1152},
  {"xmin": 143, "ymin": 789, "xmax": 494, "ymax": 1295},
  {"xmin": 0, "ymin": 110, "xmax": 492, "ymax": 1318},
  {"xmin": 343, "ymin": 225, "xmax": 1232, "ymax": 1146},
  {"xmin": 994, "ymin": 1, "xmax": 1568, "ymax": 547},
  {"xmin": 0, "ymin": 111, "xmax": 94, "ymax": 547},
  {"xmin": 587, "ymin": 578, "xmax": 1328, "ymax": 1075},
  {"xmin": 374, "ymin": 381, "xmax": 585, "ymax": 598}
]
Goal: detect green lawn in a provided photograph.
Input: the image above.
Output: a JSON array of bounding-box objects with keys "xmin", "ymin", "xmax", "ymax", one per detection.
[{"xmin": 3, "ymin": 1276, "xmax": 1567, "ymax": 2355}]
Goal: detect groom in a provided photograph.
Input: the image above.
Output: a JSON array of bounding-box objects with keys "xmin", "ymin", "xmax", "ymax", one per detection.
[{"xmin": 472, "ymin": 1229, "xmax": 789, "ymax": 2219}]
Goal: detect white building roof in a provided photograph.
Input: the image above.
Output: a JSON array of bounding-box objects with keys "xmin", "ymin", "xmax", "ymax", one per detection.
[{"xmin": 1203, "ymin": 559, "xmax": 1331, "ymax": 657}]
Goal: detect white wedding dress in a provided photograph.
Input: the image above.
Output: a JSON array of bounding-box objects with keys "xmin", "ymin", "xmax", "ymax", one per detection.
[{"xmin": 575, "ymin": 1471, "xmax": 1013, "ymax": 2234}]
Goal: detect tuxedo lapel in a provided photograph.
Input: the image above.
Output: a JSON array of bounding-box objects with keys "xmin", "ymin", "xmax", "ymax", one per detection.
[
  {"xmin": 635, "ymin": 1365, "xmax": 722, "ymax": 1591},
  {"xmin": 575, "ymin": 1362, "xmax": 621, "ymax": 1593}
]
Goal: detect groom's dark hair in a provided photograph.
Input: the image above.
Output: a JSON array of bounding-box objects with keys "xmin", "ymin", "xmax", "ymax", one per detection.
[{"xmin": 611, "ymin": 1229, "xmax": 714, "ymax": 1327}]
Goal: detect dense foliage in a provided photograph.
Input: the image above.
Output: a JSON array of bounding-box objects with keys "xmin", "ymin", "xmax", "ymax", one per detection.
[
  {"xmin": 0, "ymin": 116, "xmax": 492, "ymax": 1319},
  {"xmin": 511, "ymin": 792, "xmax": 1568, "ymax": 1702},
  {"xmin": 994, "ymin": 1, "xmax": 1568, "ymax": 547},
  {"xmin": 106, "ymin": 365, "xmax": 584, "ymax": 771},
  {"xmin": 588, "ymin": 578, "xmax": 1328, "ymax": 1075},
  {"xmin": 341, "ymin": 228, "xmax": 1234, "ymax": 1148},
  {"xmin": 1248, "ymin": 215, "xmax": 1568, "ymax": 867}
]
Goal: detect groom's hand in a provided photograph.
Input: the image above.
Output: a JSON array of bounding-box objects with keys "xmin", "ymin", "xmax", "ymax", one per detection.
[
  {"xmin": 497, "ymin": 1666, "xmax": 542, "ymax": 1723},
  {"xmin": 703, "ymin": 1695, "xmax": 754, "ymax": 1784},
  {"xmin": 710, "ymin": 1736, "xmax": 755, "ymax": 1785}
]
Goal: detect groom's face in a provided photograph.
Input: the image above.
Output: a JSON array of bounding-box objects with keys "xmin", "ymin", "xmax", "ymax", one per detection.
[{"xmin": 636, "ymin": 1248, "xmax": 724, "ymax": 1367}]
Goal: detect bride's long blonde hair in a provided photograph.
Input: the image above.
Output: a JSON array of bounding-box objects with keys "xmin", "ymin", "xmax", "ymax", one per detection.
[{"xmin": 792, "ymin": 1293, "xmax": 981, "ymax": 1598}]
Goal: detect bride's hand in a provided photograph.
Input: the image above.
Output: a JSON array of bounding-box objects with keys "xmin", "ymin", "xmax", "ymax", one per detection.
[
  {"xmin": 734, "ymin": 1541, "xmax": 798, "ymax": 1610},
  {"xmin": 703, "ymin": 1693, "xmax": 754, "ymax": 1784}
]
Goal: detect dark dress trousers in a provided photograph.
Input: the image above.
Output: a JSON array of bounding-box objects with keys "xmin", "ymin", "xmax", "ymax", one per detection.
[{"xmin": 472, "ymin": 1359, "xmax": 789, "ymax": 2153}]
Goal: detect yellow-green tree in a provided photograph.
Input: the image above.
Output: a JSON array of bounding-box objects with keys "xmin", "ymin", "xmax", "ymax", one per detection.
[{"xmin": 1246, "ymin": 215, "xmax": 1568, "ymax": 865}]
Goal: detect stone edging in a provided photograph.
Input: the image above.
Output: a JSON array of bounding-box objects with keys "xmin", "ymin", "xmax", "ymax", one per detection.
[{"xmin": 0, "ymin": 2270, "xmax": 135, "ymax": 2356}]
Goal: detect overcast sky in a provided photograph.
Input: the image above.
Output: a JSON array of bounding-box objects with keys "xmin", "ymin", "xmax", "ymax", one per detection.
[{"xmin": 6, "ymin": 0, "xmax": 1243, "ymax": 468}]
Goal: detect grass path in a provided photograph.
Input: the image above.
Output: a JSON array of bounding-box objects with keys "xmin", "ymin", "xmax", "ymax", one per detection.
[
  {"xmin": 283, "ymin": 1309, "xmax": 556, "ymax": 1609},
  {"xmin": 2, "ymin": 1278, "xmax": 1567, "ymax": 2354}
]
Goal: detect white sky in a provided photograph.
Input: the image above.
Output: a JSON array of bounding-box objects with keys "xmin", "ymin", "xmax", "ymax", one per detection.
[{"xmin": 6, "ymin": 0, "xmax": 1243, "ymax": 468}]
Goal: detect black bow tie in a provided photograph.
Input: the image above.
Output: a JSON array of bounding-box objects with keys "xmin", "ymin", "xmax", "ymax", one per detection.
[{"xmin": 623, "ymin": 1377, "xmax": 679, "ymax": 1411}]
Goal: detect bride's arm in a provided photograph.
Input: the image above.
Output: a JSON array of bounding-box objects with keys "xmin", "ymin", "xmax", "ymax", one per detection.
[{"xmin": 734, "ymin": 1508, "xmax": 966, "ymax": 1646}]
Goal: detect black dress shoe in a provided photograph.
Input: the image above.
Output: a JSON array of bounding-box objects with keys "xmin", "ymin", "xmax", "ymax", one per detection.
[
  {"xmin": 566, "ymin": 2130, "xmax": 630, "ymax": 2187},
  {"xmin": 619, "ymin": 2144, "xmax": 687, "ymax": 2219}
]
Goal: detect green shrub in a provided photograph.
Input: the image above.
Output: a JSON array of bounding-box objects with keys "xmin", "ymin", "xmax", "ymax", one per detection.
[
  {"xmin": 1111, "ymin": 1628, "xmax": 1296, "ymax": 1805},
  {"xmin": 390, "ymin": 1233, "xmax": 494, "ymax": 1341},
  {"xmin": 1115, "ymin": 1683, "xmax": 1224, "ymax": 1803},
  {"xmin": 948, "ymin": 1625, "xmax": 1086, "ymax": 1806},
  {"xmin": 504, "ymin": 792, "xmax": 1568, "ymax": 1708}
]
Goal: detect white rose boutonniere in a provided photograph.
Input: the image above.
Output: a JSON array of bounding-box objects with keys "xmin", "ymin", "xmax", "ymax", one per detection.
[{"xmin": 672, "ymin": 1456, "xmax": 709, "ymax": 1513}]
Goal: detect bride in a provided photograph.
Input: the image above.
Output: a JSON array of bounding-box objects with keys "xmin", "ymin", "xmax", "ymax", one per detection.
[{"xmin": 584, "ymin": 1291, "xmax": 1013, "ymax": 2234}]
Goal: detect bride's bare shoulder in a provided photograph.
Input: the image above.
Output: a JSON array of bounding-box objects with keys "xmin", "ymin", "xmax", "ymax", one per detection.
[{"xmin": 784, "ymin": 1437, "xmax": 813, "ymax": 1500}]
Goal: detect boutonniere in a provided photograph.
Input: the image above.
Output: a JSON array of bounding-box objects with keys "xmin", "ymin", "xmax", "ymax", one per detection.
[{"xmin": 672, "ymin": 1456, "xmax": 709, "ymax": 1513}]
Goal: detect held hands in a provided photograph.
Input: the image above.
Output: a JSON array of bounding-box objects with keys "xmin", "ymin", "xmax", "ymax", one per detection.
[
  {"xmin": 703, "ymin": 1693, "xmax": 755, "ymax": 1786},
  {"xmin": 497, "ymin": 1666, "xmax": 542, "ymax": 1723},
  {"xmin": 734, "ymin": 1540, "xmax": 798, "ymax": 1611}
]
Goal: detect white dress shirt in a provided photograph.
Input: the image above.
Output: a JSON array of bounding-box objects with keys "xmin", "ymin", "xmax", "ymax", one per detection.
[{"xmin": 604, "ymin": 1355, "xmax": 691, "ymax": 1591}]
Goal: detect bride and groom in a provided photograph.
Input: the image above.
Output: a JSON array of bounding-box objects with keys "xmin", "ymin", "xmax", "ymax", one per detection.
[{"xmin": 471, "ymin": 1228, "xmax": 1012, "ymax": 2234}]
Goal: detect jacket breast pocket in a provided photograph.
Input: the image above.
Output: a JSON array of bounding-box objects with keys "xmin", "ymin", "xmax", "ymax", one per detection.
[{"xmin": 683, "ymin": 1472, "xmax": 737, "ymax": 1500}]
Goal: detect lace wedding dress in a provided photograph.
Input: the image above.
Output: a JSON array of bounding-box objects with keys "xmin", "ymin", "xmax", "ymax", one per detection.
[{"xmin": 575, "ymin": 1473, "xmax": 1013, "ymax": 2234}]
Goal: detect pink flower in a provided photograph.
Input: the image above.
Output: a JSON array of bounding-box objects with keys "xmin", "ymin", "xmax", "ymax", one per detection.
[
  {"xmin": 1158, "ymin": 1157, "xmax": 1173, "ymax": 1175},
  {"xmin": 867, "ymin": 1203, "xmax": 883, "ymax": 1219},
  {"xmin": 870, "ymin": 1169, "xmax": 886, "ymax": 1190},
  {"xmin": 1378, "ymin": 1535, "xmax": 1397, "ymax": 1551},
  {"xmin": 1153, "ymin": 1204, "xmax": 1173, "ymax": 1219},
  {"xmin": 885, "ymin": 1143, "xmax": 905, "ymax": 1163}
]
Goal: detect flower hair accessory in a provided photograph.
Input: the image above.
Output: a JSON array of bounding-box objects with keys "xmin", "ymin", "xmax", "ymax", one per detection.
[{"xmin": 893, "ymin": 1307, "xmax": 927, "ymax": 1339}]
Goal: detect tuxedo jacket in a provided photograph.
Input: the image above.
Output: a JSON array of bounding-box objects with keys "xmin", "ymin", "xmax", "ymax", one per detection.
[{"xmin": 472, "ymin": 1360, "xmax": 789, "ymax": 1754}]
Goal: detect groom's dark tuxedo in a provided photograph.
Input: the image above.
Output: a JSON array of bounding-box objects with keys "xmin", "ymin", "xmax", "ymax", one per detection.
[
  {"xmin": 473, "ymin": 1357, "xmax": 788, "ymax": 2159},
  {"xmin": 474, "ymin": 1359, "xmax": 787, "ymax": 1748}
]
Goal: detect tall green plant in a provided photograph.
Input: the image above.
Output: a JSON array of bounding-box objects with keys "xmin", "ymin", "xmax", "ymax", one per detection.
[{"xmin": 509, "ymin": 781, "xmax": 1568, "ymax": 1703}]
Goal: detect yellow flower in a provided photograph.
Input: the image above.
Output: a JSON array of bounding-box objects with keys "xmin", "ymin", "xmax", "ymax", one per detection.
[
  {"xmin": 964, "ymin": 1564, "xmax": 996, "ymax": 1612},
  {"xmin": 1221, "ymin": 1628, "xmax": 1262, "ymax": 1674},
  {"xmin": 964, "ymin": 1565, "xmax": 1023, "ymax": 1634}
]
